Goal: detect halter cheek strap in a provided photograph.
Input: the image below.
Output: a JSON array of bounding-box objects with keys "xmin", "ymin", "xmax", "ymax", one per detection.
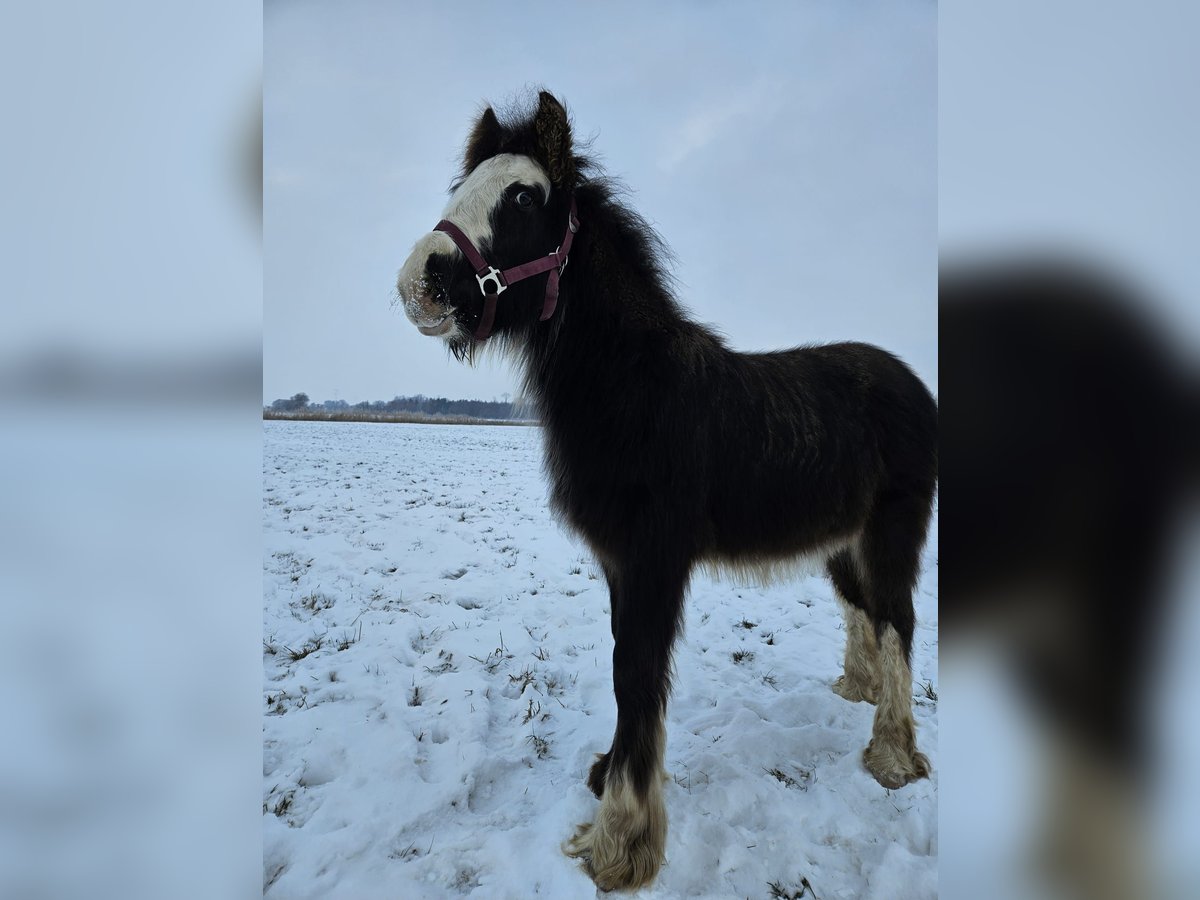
[{"xmin": 434, "ymin": 198, "xmax": 579, "ymax": 340}]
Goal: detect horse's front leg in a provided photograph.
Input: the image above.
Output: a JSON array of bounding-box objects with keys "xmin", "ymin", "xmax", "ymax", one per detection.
[
  {"xmin": 565, "ymin": 560, "xmax": 686, "ymax": 892},
  {"xmin": 585, "ymin": 563, "xmax": 619, "ymax": 799}
]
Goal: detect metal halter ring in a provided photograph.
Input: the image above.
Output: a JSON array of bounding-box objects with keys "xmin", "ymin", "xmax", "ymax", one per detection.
[{"xmin": 476, "ymin": 266, "xmax": 507, "ymax": 296}]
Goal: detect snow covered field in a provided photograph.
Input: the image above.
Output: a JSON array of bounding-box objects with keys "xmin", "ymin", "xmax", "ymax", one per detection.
[{"xmin": 263, "ymin": 421, "xmax": 938, "ymax": 898}]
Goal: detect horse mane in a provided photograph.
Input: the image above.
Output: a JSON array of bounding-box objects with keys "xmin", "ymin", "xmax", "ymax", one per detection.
[{"xmin": 572, "ymin": 173, "xmax": 679, "ymax": 307}]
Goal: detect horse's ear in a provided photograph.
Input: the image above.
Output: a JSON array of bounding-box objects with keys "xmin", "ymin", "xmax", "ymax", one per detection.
[
  {"xmin": 464, "ymin": 106, "xmax": 503, "ymax": 172},
  {"xmin": 534, "ymin": 91, "xmax": 575, "ymax": 188}
]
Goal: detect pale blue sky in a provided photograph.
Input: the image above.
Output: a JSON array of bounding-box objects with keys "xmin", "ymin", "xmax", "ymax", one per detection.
[{"xmin": 265, "ymin": 0, "xmax": 935, "ymax": 403}]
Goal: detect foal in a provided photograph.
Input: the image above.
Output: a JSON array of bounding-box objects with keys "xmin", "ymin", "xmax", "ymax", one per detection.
[{"xmin": 396, "ymin": 92, "xmax": 936, "ymax": 892}]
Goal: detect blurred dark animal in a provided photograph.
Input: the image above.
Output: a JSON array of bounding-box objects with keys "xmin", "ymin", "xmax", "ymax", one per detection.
[{"xmin": 941, "ymin": 260, "xmax": 1197, "ymax": 898}]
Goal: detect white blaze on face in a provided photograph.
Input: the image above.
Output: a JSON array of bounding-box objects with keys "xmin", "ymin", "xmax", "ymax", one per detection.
[
  {"xmin": 397, "ymin": 154, "xmax": 550, "ymax": 326},
  {"xmin": 442, "ymin": 153, "xmax": 550, "ymax": 246}
]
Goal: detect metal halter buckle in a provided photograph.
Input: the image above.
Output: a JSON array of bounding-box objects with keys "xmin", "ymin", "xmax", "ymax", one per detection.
[{"xmin": 476, "ymin": 266, "xmax": 507, "ymax": 296}]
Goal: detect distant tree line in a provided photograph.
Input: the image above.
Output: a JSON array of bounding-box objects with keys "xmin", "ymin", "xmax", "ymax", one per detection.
[{"xmin": 267, "ymin": 392, "xmax": 527, "ymax": 421}]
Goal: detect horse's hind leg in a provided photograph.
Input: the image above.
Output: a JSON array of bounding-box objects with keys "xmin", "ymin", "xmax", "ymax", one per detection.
[
  {"xmin": 828, "ymin": 549, "xmax": 881, "ymax": 704},
  {"xmin": 859, "ymin": 492, "xmax": 932, "ymax": 789}
]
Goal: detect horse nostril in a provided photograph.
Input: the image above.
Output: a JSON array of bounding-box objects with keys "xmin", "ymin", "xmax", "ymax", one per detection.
[{"xmin": 425, "ymin": 250, "xmax": 456, "ymax": 283}]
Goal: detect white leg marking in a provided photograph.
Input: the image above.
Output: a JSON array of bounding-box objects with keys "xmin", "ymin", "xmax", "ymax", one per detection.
[
  {"xmin": 863, "ymin": 624, "xmax": 931, "ymax": 788},
  {"xmin": 1038, "ymin": 738, "xmax": 1150, "ymax": 900},
  {"xmin": 564, "ymin": 718, "xmax": 667, "ymax": 891},
  {"xmin": 833, "ymin": 600, "xmax": 881, "ymax": 704}
]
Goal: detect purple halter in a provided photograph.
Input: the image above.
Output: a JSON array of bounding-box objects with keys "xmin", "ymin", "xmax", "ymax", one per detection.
[{"xmin": 433, "ymin": 198, "xmax": 579, "ymax": 340}]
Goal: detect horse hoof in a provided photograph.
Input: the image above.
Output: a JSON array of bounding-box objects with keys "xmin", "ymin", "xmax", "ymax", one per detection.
[
  {"xmin": 863, "ymin": 741, "xmax": 930, "ymax": 789},
  {"xmin": 832, "ymin": 675, "xmax": 878, "ymax": 705},
  {"xmin": 564, "ymin": 819, "xmax": 664, "ymax": 892}
]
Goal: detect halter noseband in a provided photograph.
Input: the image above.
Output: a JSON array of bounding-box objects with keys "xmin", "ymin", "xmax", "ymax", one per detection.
[{"xmin": 433, "ymin": 198, "xmax": 579, "ymax": 341}]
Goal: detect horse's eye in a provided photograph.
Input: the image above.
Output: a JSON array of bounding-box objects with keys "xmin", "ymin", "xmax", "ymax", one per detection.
[{"xmin": 514, "ymin": 190, "xmax": 535, "ymax": 210}]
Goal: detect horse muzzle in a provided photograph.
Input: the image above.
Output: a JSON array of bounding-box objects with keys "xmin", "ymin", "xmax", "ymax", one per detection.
[
  {"xmin": 397, "ymin": 231, "xmax": 461, "ymax": 336},
  {"xmin": 403, "ymin": 293, "xmax": 455, "ymax": 337},
  {"xmin": 415, "ymin": 311, "xmax": 454, "ymax": 336}
]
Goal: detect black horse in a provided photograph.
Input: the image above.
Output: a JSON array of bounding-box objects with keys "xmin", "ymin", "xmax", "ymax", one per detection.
[{"xmin": 396, "ymin": 92, "xmax": 937, "ymax": 892}]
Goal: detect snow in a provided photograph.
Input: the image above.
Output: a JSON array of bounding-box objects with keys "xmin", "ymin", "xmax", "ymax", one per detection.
[{"xmin": 263, "ymin": 420, "xmax": 938, "ymax": 898}]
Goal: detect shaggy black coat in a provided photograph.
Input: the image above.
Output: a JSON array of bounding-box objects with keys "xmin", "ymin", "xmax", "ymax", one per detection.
[{"xmin": 425, "ymin": 92, "xmax": 937, "ymax": 800}]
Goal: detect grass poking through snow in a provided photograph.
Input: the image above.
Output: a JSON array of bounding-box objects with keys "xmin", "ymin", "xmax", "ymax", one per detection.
[
  {"xmin": 526, "ymin": 733, "xmax": 552, "ymax": 760},
  {"xmin": 765, "ymin": 766, "xmax": 812, "ymax": 791},
  {"xmin": 768, "ymin": 876, "xmax": 819, "ymax": 899},
  {"xmin": 284, "ymin": 636, "xmax": 324, "ymax": 662}
]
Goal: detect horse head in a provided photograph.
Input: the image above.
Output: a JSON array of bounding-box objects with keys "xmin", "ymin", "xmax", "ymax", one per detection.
[{"xmin": 396, "ymin": 91, "xmax": 578, "ymax": 354}]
